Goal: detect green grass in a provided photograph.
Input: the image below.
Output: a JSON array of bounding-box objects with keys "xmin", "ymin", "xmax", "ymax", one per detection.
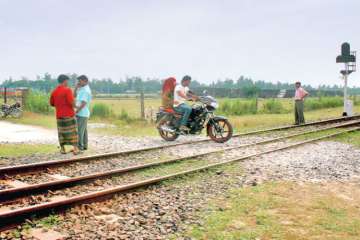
[
  {"xmin": 3, "ymin": 97, "xmax": 360, "ymax": 137},
  {"xmin": 333, "ymin": 131, "xmax": 360, "ymax": 148},
  {"xmin": 187, "ymin": 182, "xmax": 360, "ymax": 240},
  {"xmin": 0, "ymin": 144, "xmax": 57, "ymax": 158}
]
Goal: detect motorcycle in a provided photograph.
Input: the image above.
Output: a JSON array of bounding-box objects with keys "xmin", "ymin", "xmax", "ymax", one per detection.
[
  {"xmin": 0, "ymin": 102, "xmax": 23, "ymax": 118},
  {"xmin": 156, "ymin": 92, "xmax": 233, "ymax": 143}
]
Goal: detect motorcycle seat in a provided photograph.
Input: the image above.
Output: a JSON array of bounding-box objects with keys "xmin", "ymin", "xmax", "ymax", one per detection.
[
  {"xmin": 163, "ymin": 107, "xmax": 183, "ymax": 117},
  {"xmin": 163, "ymin": 107, "xmax": 175, "ymax": 113}
]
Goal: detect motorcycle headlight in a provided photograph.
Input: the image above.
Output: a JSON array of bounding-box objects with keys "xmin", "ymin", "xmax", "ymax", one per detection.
[{"xmin": 210, "ymin": 102, "xmax": 218, "ymax": 109}]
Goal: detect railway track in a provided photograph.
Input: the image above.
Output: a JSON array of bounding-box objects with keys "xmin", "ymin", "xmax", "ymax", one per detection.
[
  {"xmin": 0, "ymin": 114, "xmax": 359, "ymax": 175},
  {"xmin": 0, "ymin": 117, "xmax": 359, "ymax": 229}
]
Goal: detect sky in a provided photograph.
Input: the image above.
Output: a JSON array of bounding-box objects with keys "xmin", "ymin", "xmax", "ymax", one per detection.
[{"xmin": 0, "ymin": 0, "xmax": 359, "ymax": 87}]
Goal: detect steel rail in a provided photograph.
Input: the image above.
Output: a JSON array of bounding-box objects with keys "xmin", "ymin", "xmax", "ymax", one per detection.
[
  {"xmin": 1, "ymin": 119, "xmax": 359, "ymax": 199},
  {"xmin": 0, "ymin": 126, "xmax": 358, "ymax": 227},
  {"xmin": 0, "ymin": 115, "xmax": 358, "ymax": 175}
]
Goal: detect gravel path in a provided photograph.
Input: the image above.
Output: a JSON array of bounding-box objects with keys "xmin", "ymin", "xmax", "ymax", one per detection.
[{"xmin": 0, "ymin": 121, "xmax": 57, "ymax": 144}]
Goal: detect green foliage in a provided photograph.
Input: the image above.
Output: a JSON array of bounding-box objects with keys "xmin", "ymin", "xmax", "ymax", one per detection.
[
  {"xmin": 37, "ymin": 214, "xmax": 61, "ymax": 227},
  {"xmin": 117, "ymin": 109, "xmax": 132, "ymax": 122},
  {"xmin": 219, "ymin": 99, "xmax": 258, "ymax": 116},
  {"xmin": 24, "ymin": 91, "xmax": 52, "ymax": 114},
  {"xmin": 352, "ymin": 95, "xmax": 360, "ymax": 106},
  {"xmin": 261, "ymin": 99, "xmax": 287, "ymax": 114},
  {"xmin": 242, "ymin": 85, "xmax": 260, "ymax": 98},
  {"xmin": 91, "ymin": 103, "xmax": 112, "ymax": 118},
  {"xmin": 304, "ymin": 97, "xmax": 343, "ymax": 111}
]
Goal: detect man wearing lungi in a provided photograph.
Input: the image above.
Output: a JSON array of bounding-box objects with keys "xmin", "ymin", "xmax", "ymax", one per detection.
[{"xmin": 50, "ymin": 74, "xmax": 80, "ymax": 155}]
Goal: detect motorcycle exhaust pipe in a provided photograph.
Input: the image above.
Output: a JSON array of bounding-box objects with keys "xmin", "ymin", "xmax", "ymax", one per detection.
[{"xmin": 159, "ymin": 125, "xmax": 175, "ymax": 133}]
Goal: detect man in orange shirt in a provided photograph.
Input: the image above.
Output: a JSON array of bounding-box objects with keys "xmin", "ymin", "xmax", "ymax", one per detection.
[
  {"xmin": 50, "ymin": 74, "xmax": 80, "ymax": 154},
  {"xmin": 294, "ymin": 81, "xmax": 309, "ymax": 125}
]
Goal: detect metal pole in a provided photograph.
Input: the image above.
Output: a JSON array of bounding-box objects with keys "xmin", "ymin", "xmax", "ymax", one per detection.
[{"xmin": 343, "ymin": 63, "xmax": 348, "ymax": 116}]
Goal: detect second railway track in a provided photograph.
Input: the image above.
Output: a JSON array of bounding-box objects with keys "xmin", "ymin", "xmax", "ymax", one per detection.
[{"xmin": 0, "ymin": 118, "xmax": 359, "ymax": 228}]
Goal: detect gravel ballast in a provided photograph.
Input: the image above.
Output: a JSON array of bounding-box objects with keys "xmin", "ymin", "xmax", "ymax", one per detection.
[{"xmin": 1, "ymin": 138, "xmax": 360, "ymax": 239}]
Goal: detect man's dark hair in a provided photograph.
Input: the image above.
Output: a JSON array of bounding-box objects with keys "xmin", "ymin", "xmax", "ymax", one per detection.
[
  {"xmin": 77, "ymin": 75, "xmax": 89, "ymax": 82},
  {"xmin": 295, "ymin": 81, "xmax": 301, "ymax": 85},
  {"xmin": 58, "ymin": 74, "xmax": 69, "ymax": 84},
  {"xmin": 182, "ymin": 75, "xmax": 191, "ymax": 82}
]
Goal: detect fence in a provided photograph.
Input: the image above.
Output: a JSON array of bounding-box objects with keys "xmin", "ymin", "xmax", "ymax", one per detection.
[
  {"xmin": 0, "ymin": 87, "xmax": 30, "ymax": 106},
  {"xmin": 191, "ymin": 87, "xmax": 344, "ymax": 98}
]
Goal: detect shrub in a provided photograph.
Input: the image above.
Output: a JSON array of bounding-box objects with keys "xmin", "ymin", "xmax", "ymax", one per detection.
[
  {"xmin": 117, "ymin": 109, "xmax": 132, "ymax": 122},
  {"xmin": 91, "ymin": 103, "xmax": 112, "ymax": 118},
  {"xmin": 219, "ymin": 99, "xmax": 257, "ymax": 115},
  {"xmin": 24, "ymin": 91, "xmax": 52, "ymax": 114},
  {"xmin": 304, "ymin": 97, "xmax": 343, "ymax": 111},
  {"xmin": 262, "ymin": 99, "xmax": 287, "ymax": 114},
  {"xmin": 352, "ymin": 95, "xmax": 360, "ymax": 106}
]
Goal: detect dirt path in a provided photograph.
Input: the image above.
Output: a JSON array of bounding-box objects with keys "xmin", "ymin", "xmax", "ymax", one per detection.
[{"xmin": 0, "ymin": 121, "xmax": 57, "ymax": 144}]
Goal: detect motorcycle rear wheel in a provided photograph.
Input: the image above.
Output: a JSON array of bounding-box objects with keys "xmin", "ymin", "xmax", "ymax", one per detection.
[
  {"xmin": 207, "ymin": 119, "xmax": 233, "ymax": 143},
  {"xmin": 157, "ymin": 118, "xmax": 179, "ymax": 141}
]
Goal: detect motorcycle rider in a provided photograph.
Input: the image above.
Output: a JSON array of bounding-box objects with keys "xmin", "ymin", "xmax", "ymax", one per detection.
[{"xmin": 173, "ymin": 75, "xmax": 198, "ymax": 131}]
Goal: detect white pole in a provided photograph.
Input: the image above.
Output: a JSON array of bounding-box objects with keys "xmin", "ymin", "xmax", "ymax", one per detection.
[{"xmin": 343, "ymin": 62, "xmax": 348, "ymax": 115}]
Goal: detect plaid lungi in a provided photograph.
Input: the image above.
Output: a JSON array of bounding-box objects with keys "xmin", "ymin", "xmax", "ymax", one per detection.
[{"xmin": 57, "ymin": 117, "xmax": 78, "ymax": 146}]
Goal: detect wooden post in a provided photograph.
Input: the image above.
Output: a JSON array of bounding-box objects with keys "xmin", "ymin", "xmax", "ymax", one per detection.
[
  {"xmin": 21, "ymin": 88, "xmax": 29, "ymax": 107},
  {"xmin": 255, "ymin": 95, "xmax": 259, "ymax": 113},
  {"xmin": 4, "ymin": 87, "xmax": 7, "ymax": 104},
  {"xmin": 140, "ymin": 90, "xmax": 145, "ymax": 120}
]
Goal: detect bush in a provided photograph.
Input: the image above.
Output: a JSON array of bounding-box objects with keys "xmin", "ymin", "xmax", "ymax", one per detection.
[
  {"xmin": 219, "ymin": 99, "xmax": 257, "ymax": 115},
  {"xmin": 91, "ymin": 103, "xmax": 112, "ymax": 118},
  {"xmin": 24, "ymin": 91, "xmax": 52, "ymax": 114},
  {"xmin": 304, "ymin": 97, "xmax": 343, "ymax": 111},
  {"xmin": 117, "ymin": 109, "xmax": 132, "ymax": 122},
  {"xmin": 262, "ymin": 99, "xmax": 287, "ymax": 114},
  {"xmin": 352, "ymin": 95, "xmax": 360, "ymax": 106}
]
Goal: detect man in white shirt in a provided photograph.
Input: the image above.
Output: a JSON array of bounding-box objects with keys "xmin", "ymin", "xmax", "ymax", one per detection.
[{"xmin": 173, "ymin": 75, "xmax": 197, "ymax": 131}]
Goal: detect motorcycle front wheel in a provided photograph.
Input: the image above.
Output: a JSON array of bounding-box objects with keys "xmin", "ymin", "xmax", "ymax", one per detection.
[{"xmin": 207, "ymin": 119, "xmax": 233, "ymax": 143}]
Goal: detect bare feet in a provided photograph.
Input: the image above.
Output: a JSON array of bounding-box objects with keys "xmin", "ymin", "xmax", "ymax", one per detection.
[
  {"xmin": 60, "ymin": 146, "xmax": 66, "ymax": 154},
  {"xmin": 72, "ymin": 146, "xmax": 81, "ymax": 155}
]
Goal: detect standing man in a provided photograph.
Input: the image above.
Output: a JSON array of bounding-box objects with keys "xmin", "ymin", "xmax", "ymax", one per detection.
[
  {"xmin": 50, "ymin": 74, "xmax": 80, "ymax": 155},
  {"xmin": 173, "ymin": 75, "xmax": 197, "ymax": 131},
  {"xmin": 294, "ymin": 81, "xmax": 309, "ymax": 125},
  {"xmin": 74, "ymin": 75, "xmax": 92, "ymax": 151}
]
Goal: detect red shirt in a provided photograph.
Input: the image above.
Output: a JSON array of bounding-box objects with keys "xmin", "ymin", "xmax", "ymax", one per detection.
[{"xmin": 50, "ymin": 85, "xmax": 75, "ymax": 118}]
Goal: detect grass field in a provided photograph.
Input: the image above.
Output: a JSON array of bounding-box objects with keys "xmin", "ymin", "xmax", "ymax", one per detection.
[
  {"xmin": 3, "ymin": 97, "xmax": 360, "ymax": 137},
  {"xmin": 0, "ymin": 144, "xmax": 57, "ymax": 158},
  {"xmin": 187, "ymin": 181, "xmax": 360, "ymax": 240}
]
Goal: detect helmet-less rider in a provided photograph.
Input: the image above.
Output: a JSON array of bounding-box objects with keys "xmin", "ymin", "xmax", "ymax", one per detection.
[{"xmin": 173, "ymin": 75, "xmax": 198, "ymax": 132}]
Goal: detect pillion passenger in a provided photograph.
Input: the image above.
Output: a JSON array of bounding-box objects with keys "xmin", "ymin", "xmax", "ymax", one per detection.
[
  {"xmin": 50, "ymin": 74, "xmax": 80, "ymax": 155},
  {"xmin": 173, "ymin": 75, "xmax": 198, "ymax": 131}
]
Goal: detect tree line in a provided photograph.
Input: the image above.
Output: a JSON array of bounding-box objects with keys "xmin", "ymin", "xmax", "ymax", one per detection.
[{"xmin": 1, "ymin": 73, "xmax": 359, "ymax": 94}]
